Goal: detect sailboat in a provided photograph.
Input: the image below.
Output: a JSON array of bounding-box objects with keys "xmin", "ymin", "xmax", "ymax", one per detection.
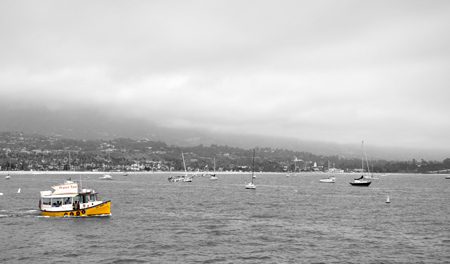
[
  {"xmin": 182, "ymin": 152, "xmax": 193, "ymax": 182},
  {"xmin": 245, "ymin": 150, "xmax": 256, "ymax": 189},
  {"xmin": 210, "ymin": 157, "xmax": 218, "ymax": 180},
  {"xmin": 320, "ymin": 161, "xmax": 336, "ymax": 183},
  {"xmin": 286, "ymin": 162, "xmax": 291, "ymax": 177},
  {"xmin": 5, "ymin": 154, "xmax": 11, "ymax": 179},
  {"xmin": 365, "ymin": 156, "xmax": 379, "ymax": 179},
  {"xmin": 350, "ymin": 141, "xmax": 372, "ymax": 187}
]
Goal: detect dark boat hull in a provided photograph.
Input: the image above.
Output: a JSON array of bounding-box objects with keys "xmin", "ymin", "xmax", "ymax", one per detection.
[{"xmin": 349, "ymin": 181, "xmax": 371, "ymax": 186}]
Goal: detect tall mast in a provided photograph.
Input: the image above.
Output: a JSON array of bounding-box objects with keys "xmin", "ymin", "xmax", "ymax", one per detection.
[
  {"xmin": 362, "ymin": 141, "xmax": 370, "ymax": 174},
  {"xmin": 181, "ymin": 152, "xmax": 187, "ymax": 175},
  {"xmin": 361, "ymin": 141, "xmax": 364, "ymax": 173},
  {"xmin": 251, "ymin": 149, "xmax": 255, "ymax": 183},
  {"xmin": 68, "ymin": 151, "xmax": 71, "ymax": 171}
]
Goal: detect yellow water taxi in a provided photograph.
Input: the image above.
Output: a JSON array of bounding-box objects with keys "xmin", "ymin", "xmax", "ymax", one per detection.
[{"xmin": 39, "ymin": 182, "xmax": 111, "ymax": 217}]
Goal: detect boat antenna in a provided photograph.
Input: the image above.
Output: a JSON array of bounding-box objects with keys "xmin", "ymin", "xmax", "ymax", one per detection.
[{"xmin": 79, "ymin": 174, "xmax": 82, "ymax": 192}]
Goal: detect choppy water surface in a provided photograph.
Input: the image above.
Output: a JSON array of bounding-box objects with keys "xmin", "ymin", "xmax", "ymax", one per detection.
[{"xmin": 1, "ymin": 172, "xmax": 449, "ymax": 263}]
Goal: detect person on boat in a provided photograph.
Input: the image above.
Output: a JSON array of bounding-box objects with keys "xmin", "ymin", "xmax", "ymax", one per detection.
[{"xmin": 355, "ymin": 175, "xmax": 364, "ymax": 180}]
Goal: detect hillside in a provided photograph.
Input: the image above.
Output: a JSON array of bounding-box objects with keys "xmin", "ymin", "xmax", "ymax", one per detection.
[{"xmin": 0, "ymin": 105, "xmax": 448, "ymax": 161}]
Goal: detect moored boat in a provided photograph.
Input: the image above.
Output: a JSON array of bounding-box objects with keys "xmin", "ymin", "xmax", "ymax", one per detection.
[
  {"xmin": 320, "ymin": 161, "xmax": 336, "ymax": 183},
  {"xmin": 64, "ymin": 177, "xmax": 74, "ymax": 184},
  {"xmin": 5, "ymin": 174, "xmax": 11, "ymax": 180},
  {"xmin": 39, "ymin": 182, "xmax": 111, "ymax": 217},
  {"xmin": 319, "ymin": 176, "xmax": 336, "ymax": 183},
  {"xmin": 99, "ymin": 174, "xmax": 113, "ymax": 180},
  {"xmin": 350, "ymin": 141, "xmax": 372, "ymax": 187},
  {"xmin": 209, "ymin": 157, "xmax": 218, "ymax": 180},
  {"xmin": 349, "ymin": 178, "xmax": 372, "ymax": 186},
  {"xmin": 245, "ymin": 181, "xmax": 256, "ymax": 189},
  {"xmin": 245, "ymin": 149, "xmax": 257, "ymax": 189}
]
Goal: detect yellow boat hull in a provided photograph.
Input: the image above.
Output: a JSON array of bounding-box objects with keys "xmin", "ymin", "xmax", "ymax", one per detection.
[{"xmin": 40, "ymin": 201, "xmax": 111, "ymax": 217}]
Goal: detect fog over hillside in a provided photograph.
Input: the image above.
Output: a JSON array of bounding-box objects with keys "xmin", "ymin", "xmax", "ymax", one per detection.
[{"xmin": 0, "ymin": 105, "xmax": 448, "ymax": 161}]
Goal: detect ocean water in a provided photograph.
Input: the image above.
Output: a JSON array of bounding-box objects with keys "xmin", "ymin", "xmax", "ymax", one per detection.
[{"xmin": 1, "ymin": 172, "xmax": 449, "ymax": 263}]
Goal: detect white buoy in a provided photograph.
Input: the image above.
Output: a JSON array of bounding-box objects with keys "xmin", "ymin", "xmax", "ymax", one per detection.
[
  {"xmin": 17, "ymin": 188, "xmax": 21, "ymax": 194},
  {"xmin": 386, "ymin": 195, "xmax": 390, "ymax": 203}
]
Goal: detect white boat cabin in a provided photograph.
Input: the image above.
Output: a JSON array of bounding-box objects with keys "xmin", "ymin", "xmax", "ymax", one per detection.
[{"xmin": 40, "ymin": 183, "xmax": 103, "ymax": 212}]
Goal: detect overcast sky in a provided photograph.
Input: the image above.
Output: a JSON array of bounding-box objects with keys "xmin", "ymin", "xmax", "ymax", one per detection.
[{"xmin": 1, "ymin": 1, "xmax": 449, "ymax": 149}]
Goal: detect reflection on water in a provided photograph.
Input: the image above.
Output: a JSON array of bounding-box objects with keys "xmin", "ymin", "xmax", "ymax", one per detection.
[{"xmin": 1, "ymin": 172, "xmax": 449, "ymax": 263}]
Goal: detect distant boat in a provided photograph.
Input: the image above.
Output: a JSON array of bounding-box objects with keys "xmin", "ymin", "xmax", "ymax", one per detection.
[
  {"xmin": 210, "ymin": 157, "xmax": 218, "ymax": 180},
  {"xmin": 364, "ymin": 157, "xmax": 379, "ymax": 179},
  {"xmin": 64, "ymin": 177, "xmax": 75, "ymax": 184},
  {"xmin": 245, "ymin": 150, "xmax": 256, "ymax": 189},
  {"xmin": 319, "ymin": 176, "xmax": 335, "ymax": 183},
  {"xmin": 350, "ymin": 141, "xmax": 372, "ymax": 187},
  {"xmin": 320, "ymin": 161, "xmax": 336, "ymax": 183},
  {"xmin": 445, "ymin": 175, "xmax": 450, "ymax": 179},
  {"xmin": 181, "ymin": 152, "xmax": 193, "ymax": 182},
  {"xmin": 350, "ymin": 177, "xmax": 371, "ymax": 186},
  {"xmin": 386, "ymin": 196, "xmax": 390, "ymax": 203},
  {"xmin": 6, "ymin": 155, "xmax": 12, "ymax": 179},
  {"xmin": 122, "ymin": 172, "xmax": 128, "ymax": 176},
  {"xmin": 17, "ymin": 188, "xmax": 21, "ymax": 193},
  {"xmin": 286, "ymin": 161, "xmax": 292, "ymax": 177},
  {"xmin": 99, "ymin": 174, "xmax": 113, "ymax": 180}
]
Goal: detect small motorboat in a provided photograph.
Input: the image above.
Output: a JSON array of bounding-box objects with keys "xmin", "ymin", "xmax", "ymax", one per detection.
[
  {"xmin": 5, "ymin": 174, "xmax": 11, "ymax": 180},
  {"xmin": 122, "ymin": 172, "xmax": 128, "ymax": 176},
  {"xmin": 209, "ymin": 174, "xmax": 218, "ymax": 180},
  {"xmin": 99, "ymin": 175, "xmax": 113, "ymax": 180},
  {"xmin": 64, "ymin": 177, "xmax": 75, "ymax": 184},
  {"xmin": 445, "ymin": 175, "xmax": 450, "ymax": 179},
  {"xmin": 245, "ymin": 181, "xmax": 256, "ymax": 189},
  {"xmin": 168, "ymin": 176, "xmax": 184, "ymax": 182},
  {"xmin": 319, "ymin": 176, "xmax": 335, "ymax": 183}
]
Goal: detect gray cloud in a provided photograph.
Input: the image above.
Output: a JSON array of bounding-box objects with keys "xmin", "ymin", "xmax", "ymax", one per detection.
[{"xmin": 1, "ymin": 0, "xmax": 450, "ymax": 149}]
